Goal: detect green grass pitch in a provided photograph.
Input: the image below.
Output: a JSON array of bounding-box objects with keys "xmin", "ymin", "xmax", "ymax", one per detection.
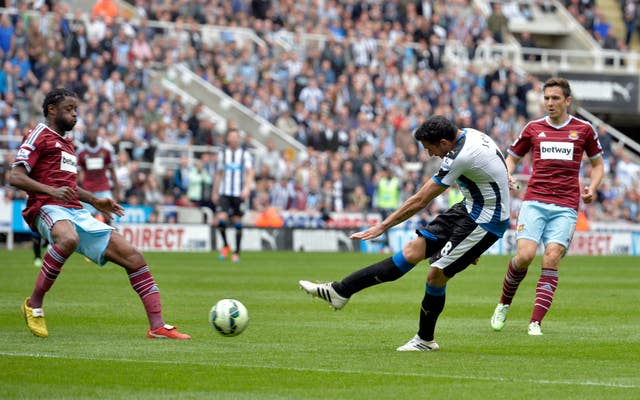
[{"xmin": 0, "ymin": 249, "xmax": 638, "ymax": 399}]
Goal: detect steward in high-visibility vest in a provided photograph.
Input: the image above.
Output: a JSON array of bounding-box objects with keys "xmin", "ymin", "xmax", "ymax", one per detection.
[
  {"xmin": 377, "ymin": 175, "xmax": 400, "ymax": 210},
  {"xmin": 375, "ymin": 167, "xmax": 401, "ymax": 252},
  {"xmin": 376, "ymin": 166, "xmax": 401, "ymax": 212}
]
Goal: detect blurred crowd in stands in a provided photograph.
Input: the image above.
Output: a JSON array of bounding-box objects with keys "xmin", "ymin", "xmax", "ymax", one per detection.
[{"xmin": 0, "ymin": 0, "xmax": 639, "ymax": 227}]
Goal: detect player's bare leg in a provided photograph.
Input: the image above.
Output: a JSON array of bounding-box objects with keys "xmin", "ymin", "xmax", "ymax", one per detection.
[{"xmin": 105, "ymin": 232, "xmax": 190, "ymax": 339}]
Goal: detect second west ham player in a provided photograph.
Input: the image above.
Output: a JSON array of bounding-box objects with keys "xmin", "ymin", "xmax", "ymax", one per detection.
[
  {"xmin": 77, "ymin": 127, "xmax": 119, "ymax": 224},
  {"xmin": 490, "ymin": 77, "xmax": 604, "ymax": 335}
]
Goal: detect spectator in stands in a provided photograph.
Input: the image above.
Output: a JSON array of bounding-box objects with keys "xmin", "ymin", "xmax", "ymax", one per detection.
[
  {"xmin": 142, "ymin": 173, "xmax": 164, "ymax": 207},
  {"xmin": 175, "ymin": 120, "xmax": 193, "ymax": 147},
  {"xmin": 0, "ymin": 14, "xmax": 14, "ymax": 58},
  {"xmin": 487, "ymin": 2, "xmax": 509, "ymax": 43},
  {"xmin": 65, "ymin": 21, "xmax": 89, "ymax": 61},
  {"xmin": 187, "ymin": 159, "xmax": 213, "ymax": 208},
  {"xmin": 620, "ymin": 185, "xmax": 639, "ymax": 222},
  {"xmin": 525, "ymin": 77, "xmax": 543, "ymax": 119},
  {"xmin": 591, "ymin": 7, "xmax": 612, "ymax": 41},
  {"xmin": 130, "ymin": 30, "xmax": 153, "ymax": 64},
  {"xmin": 255, "ymin": 138, "xmax": 282, "ymax": 179},
  {"xmin": 357, "ymin": 161, "xmax": 376, "ymax": 212},
  {"xmin": 26, "ymin": 21, "xmax": 45, "ymax": 65},
  {"xmin": 172, "ymin": 155, "xmax": 190, "ymax": 196},
  {"xmin": 0, "ymin": 150, "xmax": 13, "ymax": 187},
  {"xmin": 519, "ymin": 31, "xmax": 540, "ymax": 62},
  {"xmin": 318, "ymin": 177, "xmax": 336, "ymax": 216},
  {"xmin": 11, "ymin": 17, "xmax": 27, "ymax": 57},
  {"xmin": 103, "ymin": 70, "xmax": 125, "ymax": 104},
  {"xmin": 425, "ymin": 33, "xmax": 445, "ymax": 72},
  {"xmin": 341, "ymin": 158, "xmax": 361, "ymax": 207},
  {"xmin": 596, "ymin": 124, "xmax": 614, "ymax": 160},
  {"xmin": 347, "ymin": 184, "xmax": 370, "ymax": 213},
  {"xmin": 126, "ymin": 169, "xmax": 150, "ymax": 204},
  {"xmin": 302, "ymin": 171, "xmax": 321, "ymax": 212},
  {"xmin": 113, "ymin": 150, "xmax": 131, "ymax": 201},
  {"xmin": 275, "ymin": 109, "xmax": 299, "ymax": 138},
  {"xmin": 86, "ymin": 13, "xmax": 107, "ymax": 43},
  {"xmin": 0, "ymin": 93, "xmax": 21, "ymax": 148},
  {"xmin": 269, "ymin": 176, "xmax": 293, "ymax": 209},
  {"xmin": 291, "ymin": 153, "xmax": 312, "ymax": 189},
  {"xmin": 92, "ymin": 0, "xmax": 119, "ymax": 26},
  {"xmin": 623, "ymin": 0, "xmax": 639, "ymax": 46},
  {"xmin": 299, "ymin": 78, "xmax": 324, "ymax": 114},
  {"xmin": 615, "ymin": 148, "xmax": 640, "ymax": 189}
]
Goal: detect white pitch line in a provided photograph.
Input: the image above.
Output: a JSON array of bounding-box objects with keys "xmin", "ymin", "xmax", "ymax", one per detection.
[{"xmin": 1, "ymin": 351, "xmax": 638, "ymax": 389}]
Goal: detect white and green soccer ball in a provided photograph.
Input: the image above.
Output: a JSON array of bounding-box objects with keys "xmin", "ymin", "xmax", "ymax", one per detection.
[{"xmin": 209, "ymin": 299, "xmax": 249, "ymax": 337}]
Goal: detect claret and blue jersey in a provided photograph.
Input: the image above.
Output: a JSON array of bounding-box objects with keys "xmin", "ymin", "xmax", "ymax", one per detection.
[{"xmin": 508, "ymin": 115, "xmax": 603, "ymax": 211}]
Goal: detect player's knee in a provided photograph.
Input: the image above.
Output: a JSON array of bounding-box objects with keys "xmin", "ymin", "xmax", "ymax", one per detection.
[
  {"xmin": 516, "ymin": 250, "xmax": 536, "ymax": 267},
  {"xmin": 402, "ymin": 239, "xmax": 426, "ymax": 264},
  {"xmin": 544, "ymin": 245, "xmax": 565, "ymax": 264},
  {"xmin": 56, "ymin": 232, "xmax": 79, "ymax": 254},
  {"xmin": 234, "ymin": 222, "xmax": 242, "ymax": 230},
  {"xmin": 426, "ymin": 268, "xmax": 447, "ymax": 287},
  {"xmin": 128, "ymin": 247, "xmax": 146, "ymax": 267}
]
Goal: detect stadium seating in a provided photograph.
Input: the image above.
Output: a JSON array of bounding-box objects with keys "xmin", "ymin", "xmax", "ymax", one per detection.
[{"xmin": 0, "ymin": 1, "xmax": 638, "ymax": 226}]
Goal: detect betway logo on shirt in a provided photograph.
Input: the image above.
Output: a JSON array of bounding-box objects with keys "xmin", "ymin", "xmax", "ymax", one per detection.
[
  {"xmin": 86, "ymin": 157, "xmax": 105, "ymax": 170},
  {"xmin": 60, "ymin": 151, "xmax": 78, "ymax": 173},
  {"xmin": 540, "ymin": 141, "xmax": 574, "ymax": 160}
]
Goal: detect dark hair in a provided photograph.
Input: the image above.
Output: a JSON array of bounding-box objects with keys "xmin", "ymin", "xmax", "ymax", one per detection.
[
  {"xmin": 543, "ymin": 77, "xmax": 571, "ymax": 98},
  {"xmin": 413, "ymin": 115, "xmax": 458, "ymax": 143},
  {"xmin": 42, "ymin": 88, "xmax": 77, "ymax": 117}
]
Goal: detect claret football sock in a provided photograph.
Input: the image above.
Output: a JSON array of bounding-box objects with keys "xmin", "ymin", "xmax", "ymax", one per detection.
[
  {"xmin": 30, "ymin": 245, "xmax": 69, "ymax": 308},
  {"xmin": 531, "ymin": 268, "xmax": 558, "ymax": 323},
  {"xmin": 499, "ymin": 258, "xmax": 528, "ymax": 305},
  {"xmin": 128, "ymin": 265, "xmax": 163, "ymax": 329}
]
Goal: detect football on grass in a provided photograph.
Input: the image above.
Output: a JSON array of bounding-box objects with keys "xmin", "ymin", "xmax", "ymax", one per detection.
[{"xmin": 209, "ymin": 299, "xmax": 249, "ymax": 336}]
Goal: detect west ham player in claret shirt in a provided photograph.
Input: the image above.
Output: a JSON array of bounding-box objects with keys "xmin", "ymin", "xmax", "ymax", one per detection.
[
  {"xmin": 490, "ymin": 77, "xmax": 604, "ymax": 336},
  {"xmin": 10, "ymin": 88, "xmax": 190, "ymax": 339},
  {"xmin": 77, "ymin": 127, "xmax": 120, "ymax": 224}
]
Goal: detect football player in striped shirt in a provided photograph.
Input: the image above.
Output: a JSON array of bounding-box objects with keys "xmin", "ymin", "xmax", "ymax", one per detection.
[{"xmin": 301, "ymin": 115, "xmax": 511, "ymax": 351}]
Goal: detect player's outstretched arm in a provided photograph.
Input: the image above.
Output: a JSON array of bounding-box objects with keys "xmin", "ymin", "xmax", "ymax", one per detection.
[{"xmin": 350, "ymin": 179, "xmax": 446, "ymax": 241}]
